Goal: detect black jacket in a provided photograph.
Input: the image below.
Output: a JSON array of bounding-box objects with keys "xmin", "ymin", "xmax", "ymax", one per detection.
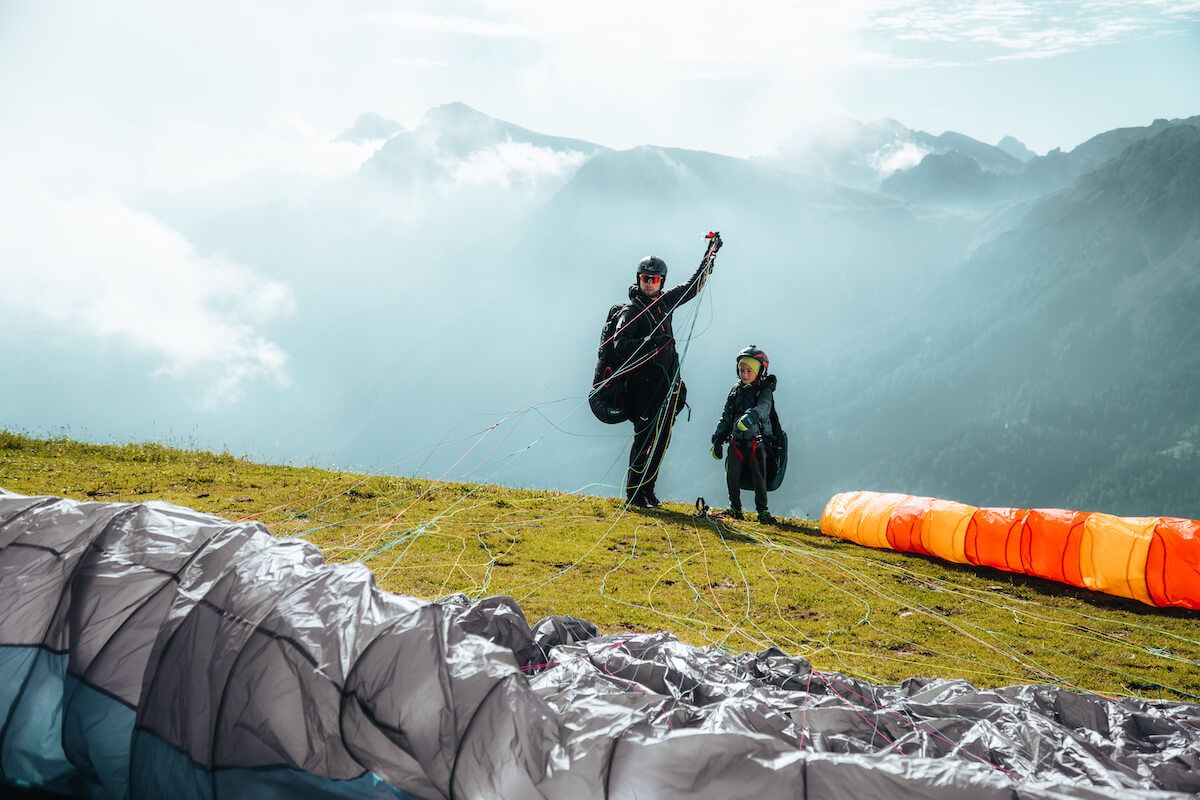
[
  {"xmin": 713, "ymin": 374, "xmax": 776, "ymax": 442},
  {"xmin": 612, "ymin": 258, "xmax": 710, "ymax": 385}
]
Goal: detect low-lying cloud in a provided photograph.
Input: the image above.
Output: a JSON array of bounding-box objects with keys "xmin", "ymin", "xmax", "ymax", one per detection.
[
  {"xmin": 447, "ymin": 140, "xmax": 590, "ymax": 190},
  {"xmin": 0, "ymin": 184, "xmax": 295, "ymax": 406},
  {"xmin": 869, "ymin": 141, "xmax": 930, "ymax": 175}
]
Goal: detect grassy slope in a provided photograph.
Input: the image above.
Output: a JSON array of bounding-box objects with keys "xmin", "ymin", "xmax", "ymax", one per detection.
[{"xmin": 2, "ymin": 431, "xmax": 1197, "ymax": 702}]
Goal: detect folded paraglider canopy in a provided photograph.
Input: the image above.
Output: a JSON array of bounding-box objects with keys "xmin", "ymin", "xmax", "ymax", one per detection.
[
  {"xmin": 1, "ymin": 487, "xmax": 1198, "ymax": 798},
  {"xmin": 821, "ymin": 490, "xmax": 1200, "ymax": 611}
]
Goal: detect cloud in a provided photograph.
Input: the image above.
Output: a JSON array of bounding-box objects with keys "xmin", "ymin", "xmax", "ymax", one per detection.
[
  {"xmin": 150, "ymin": 117, "xmax": 384, "ymax": 185},
  {"xmin": 853, "ymin": 51, "xmax": 968, "ymax": 69},
  {"xmin": 402, "ymin": 1, "xmax": 1197, "ymax": 77},
  {"xmin": 866, "ymin": 0, "xmax": 1200, "ymax": 62},
  {"xmin": 446, "ymin": 140, "xmax": 590, "ymax": 189},
  {"xmin": 490, "ymin": 2, "xmax": 874, "ymax": 74},
  {"xmin": 367, "ymin": 12, "xmax": 528, "ymax": 37},
  {"xmin": 392, "ymin": 57, "xmax": 449, "ymax": 68},
  {"xmin": 0, "ymin": 183, "xmax": 295, "ymax": 406},
  {"xmin": 869, "ymin": 141, "xmax": 930, "ymax": 175}
]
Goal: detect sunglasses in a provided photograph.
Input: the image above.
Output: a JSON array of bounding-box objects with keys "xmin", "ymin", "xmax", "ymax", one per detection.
[{"xmin": 638, "ymin": 274, "xmax": 663, "ymax": 285}]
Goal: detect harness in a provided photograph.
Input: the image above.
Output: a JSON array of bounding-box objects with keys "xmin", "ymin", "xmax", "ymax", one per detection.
[{"xmin": 730, "ymin": 438, "xmax": 760, "ymax": 463}]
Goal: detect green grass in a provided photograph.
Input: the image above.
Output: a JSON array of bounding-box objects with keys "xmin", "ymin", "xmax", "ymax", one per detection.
[{"xmin": 2, "ymin": 430, "xmax": 1198, "ymax": 702}]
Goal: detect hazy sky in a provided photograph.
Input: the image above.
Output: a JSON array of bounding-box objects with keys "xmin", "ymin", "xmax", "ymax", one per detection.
[
  {"xmin": 1, "ymin": 0, "xmax": 1197, "ymax": 168},
  {"xmin": 0, "ymin": 0, "xmax": 1198, "ymax": 414}
]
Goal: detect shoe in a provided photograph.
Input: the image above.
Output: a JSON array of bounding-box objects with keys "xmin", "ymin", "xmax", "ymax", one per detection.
[
  {"xmin": 644, "ymin": 491, "xmax": 662, "ymax": 508},
  {"xmin": 757, "ymin": 510, "xmax": 776, "ymax": 524},
  {"xmin": 628, "ymin": 493, "xmax": 652, "ymax": 509},
  {"xmin": 724, "ymin": 508, "xmax": 743, "ymax": 520}
]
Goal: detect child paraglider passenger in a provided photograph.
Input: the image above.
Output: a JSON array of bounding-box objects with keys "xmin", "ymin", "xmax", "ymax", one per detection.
[{"xmin": 711, "ymin": 347, "xmax": 776, "ymax": 522}]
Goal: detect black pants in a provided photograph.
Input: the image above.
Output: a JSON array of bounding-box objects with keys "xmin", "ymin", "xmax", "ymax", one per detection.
[
  {"xmin": 726, "ymin": 438, "xmax": 768, "ymax": 513},
  {"xmin": 625, "ymin": 384, "xmax": 682, "ymax": 499}
]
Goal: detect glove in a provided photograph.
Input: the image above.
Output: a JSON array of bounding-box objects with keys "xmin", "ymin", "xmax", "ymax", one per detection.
[
  {"xmin": 711, "ymin": 441, "xmax": 723, "ymax": 460},
  {"xmin": 735, "ymin": 411, "xmax": 755, "ymax": 433}
]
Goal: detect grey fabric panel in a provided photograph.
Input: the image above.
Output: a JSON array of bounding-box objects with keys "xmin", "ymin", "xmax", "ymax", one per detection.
[
  {"xmin": 339, "ymin": 679, "xmax": 442, "ymax": 799},
  {"xmin": 608, "ymin": 728, "xmax": 807, "ymax": 799},
  {"xmin": 804, "ymin": 751, "xmax": 1015, "ymax": 800},
  {"xmin": 1018, "ymin": 785, "xmax": 1192, "ymax": 800},
  {"xmin": 450, "ymin": 593, "xmax": 548, "ymax": 667},
  {"xmin": 0, "ymin": 497, "xmax": 128, "ymax": 646},
  {"xmin": 136, "ymin": 532, "xmax": 330, "ymax": 770},
  {"xmin": 789, "ymin": 675, "xmax": 1200, "ymax": 795},
  {"xmin": 136, "ymin": 516, "xmax": 269, "ymax": 695},
  {"xmin": 135, "ymin": 522, "xmax": 427, "ymax": 784},
  {"xmin": 206, "ymin": 563, "xmax": 420, "ymax": 777},
  {"xmin": 2, "ymin": 490, "xmax": 1199, "ymax": 800},
  {"xmin": 344, "ymin": 603, "xmax": 522, "ymax": 797},
  {"xmin": 0, "ymin": 490, "xmax": 55, "ymax": 543},
  {"xmin": 66, "ymin": 502, "xmax": 236, "ymax": 704},
  {"xmin": 532, "ymin": 615, "xmax": 598, "ymax": 651},
  {"xmin": 449, "ymin": 672, "xmax": 576, "ymax": 800}
]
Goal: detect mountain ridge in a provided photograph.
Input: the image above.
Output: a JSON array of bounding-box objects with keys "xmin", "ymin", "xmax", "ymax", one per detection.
[
  {"xmin": 800, "ymin": 123, "xmax": 1200, "ymax": 518},
  {"xmin": 361, "ymin": 102, "xmax": 610, "ymax": 186},
  {"xmin": 883, "ymin": 113, "xmax": 1200, "ymax": 209}
]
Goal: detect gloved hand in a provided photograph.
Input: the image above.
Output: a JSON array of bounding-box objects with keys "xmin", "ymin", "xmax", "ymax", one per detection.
[
  {"xmin": 735, "ymin": 411, "xmax": 756, "ymax": 433},
  {"xmin": 711, "ymin": 441, "xmax": 723, "ymax": 460}
]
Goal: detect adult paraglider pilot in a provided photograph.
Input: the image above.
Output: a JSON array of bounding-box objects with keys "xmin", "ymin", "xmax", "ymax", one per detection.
[{"xmin": 613, "ymin": 246, "xmax": 716, "ymax": 508}]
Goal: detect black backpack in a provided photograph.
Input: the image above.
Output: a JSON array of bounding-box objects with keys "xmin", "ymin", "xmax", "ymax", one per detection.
[
  {"xmin": 589, "ymin": 304, "xmax": 630, "ymax": 424},
  {"xmin": 737, "ymin": 386, "xmax": 789, "ymax": 492}
]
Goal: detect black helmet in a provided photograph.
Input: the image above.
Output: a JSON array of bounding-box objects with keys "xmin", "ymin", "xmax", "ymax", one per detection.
[
  {"xmin": 637, "ymin": 255, "xmax": 668, "ymax": 278},
  {"xmin": 736, "ymin": 345, "xmax": 769, "ymax": 379}
]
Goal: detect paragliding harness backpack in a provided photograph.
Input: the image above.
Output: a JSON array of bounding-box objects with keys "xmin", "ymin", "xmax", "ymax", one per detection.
[
  {"xmin": 589, "ymin": 305, "xmax": 689, "ymax": 426},
  {"xmin": 589, "ymin": 303, "xmax": 633, "ymax": 424},
  {"xmin": 730, "ymin": 382, "xmax": 789, "ymax": 493},
  {"xmin": 588, "ymin": 232, "xmax": 721, "ymax": 425}
]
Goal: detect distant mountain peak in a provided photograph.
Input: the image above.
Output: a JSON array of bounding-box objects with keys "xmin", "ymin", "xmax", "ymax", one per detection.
[
  {"xmin": 767, "ymin": 116, "xmax": 1024, "ymax": 191},
  {"xmin": 996, "ymin": 135, "xmax": 1036, "ymax": 162},
  {"xmin": 880, "ymin": 149, "xmax": 998, "ymax": 206},
  {"xmin": 409, "ymin": 102, "xmax": 510, "ymax": 148},
  {"xmin": 335, "ymin": 112, "xmax": 403, "ymax": 143},
  {"xmin": 867, "ymin": 117, "xmax": 910, "ymax": 135},
  {"xmin": 422, "ymin": 101, "xmax": 492, "ymax": 125},
  {"xmin": 360, "ymin": 102, "xmax": 608, "ymax": 186}
]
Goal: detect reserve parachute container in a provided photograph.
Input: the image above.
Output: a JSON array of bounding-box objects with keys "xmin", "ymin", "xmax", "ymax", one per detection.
[
  {"xmin": 2, "ymin": 488, "xmax": 1199, "ymax": 798},
  {"xmin": 821, "ymin": 491, "xmax": 1200, "ymax": 611}
]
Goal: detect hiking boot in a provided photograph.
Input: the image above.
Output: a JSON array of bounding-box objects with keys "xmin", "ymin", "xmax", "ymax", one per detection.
[
  {"xmin": 644, "ymin": 491, "xmax": 662, "ymax": 508},
  {"xmin": 724, "ymin": 508, "xmax": 743, "ymax": 520},
  {"xmin": 757, "ymin": 510, "xmax": 776, "ymax": 524}
]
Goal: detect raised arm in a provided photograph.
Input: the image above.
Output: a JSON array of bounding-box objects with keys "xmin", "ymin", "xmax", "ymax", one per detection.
[{"xmin": 660, "ymin": 232, "xmax": 722, "ymax": 309}]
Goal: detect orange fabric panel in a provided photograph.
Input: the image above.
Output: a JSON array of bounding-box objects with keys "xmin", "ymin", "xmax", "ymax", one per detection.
[
  {"xmin": 886, "ymin": 495, "xmax": 935, "ymax": 556},
  {"xmin": 821, "ymin": 491, "xmax": 1200, "ymax": 610},
  {"xmin": 841, "ymin": 492, "xmax": 907, "ymax": 549},
  {"xmin": 1021, "ymin": 508, "xmax": 1089, "ymax": 585},
  {"xmin": 919, "ymin": 499, "xmax": 975, "ymax": 564},
  {"xmin": 1147, "ymin": 518, "xmax": 1200, "ymax": 609},
  {"xmin": 965, "ymin": 508, "xmax": 1028, "ymax": 572},
  {"xmin": 820, "ymin": 491, "xmax": 861, "ymax": 540},
  {"xmin": 1078, "ymin": 514, "xmax": 1157, "ymax": 605},
  {"xmin": 819, "ymin": 491, "xmax": 904, "ymax": 548}
]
